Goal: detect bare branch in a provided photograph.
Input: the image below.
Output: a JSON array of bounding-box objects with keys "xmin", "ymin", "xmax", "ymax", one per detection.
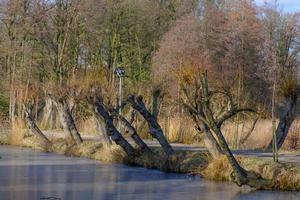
[
  {"xmin": 240, "ymin": 118, "xmax": 259, "ymax": 145},
  {"xmin": 216, "ymin": 108, "xmax": 255, "ymax": 128}
]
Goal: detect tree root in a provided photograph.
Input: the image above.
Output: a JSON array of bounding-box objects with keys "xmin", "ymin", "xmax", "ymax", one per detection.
[{"xmin": 230, "ymin": 170, "xmax": 275, "ymax": 190}]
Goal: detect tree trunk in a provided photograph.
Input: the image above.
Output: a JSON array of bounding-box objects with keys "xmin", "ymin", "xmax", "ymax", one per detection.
[
  {"xmin": 195, "ymin": 118, "xmax": 223, "ymax": 158},
  {"xmin": 266, "ymin": 95, "xmax": 297, "ymax": 150},
  {"xmin": 95, "ymin": 117, "xmax": 112, "ymax": 146},
  {"xmin": 41, "ymin": 96, "xmax": 54, "ymax": 128},
  {"xmin": 184, "ymin": 104, "xmax": 223, "ymax": 158},
  {"xmin": 90, "ymin": 99, "xmax": 135, "ymax": 157},
  {"xmin": 206, "ymin": 114, "xmax": 274, "ymax": 189},
  {"xmin": 240, "ymin": 118, "xmax": 258, "ymax": 145},
  {"xmin": 24, "ymin": 105, "xmax": 50, "ymax": 145},
  {"xmin": 128, "ymin": 95, "xmax": 175, "ymax": 156},
  {"xmin": 115, "ymin": 112, "xmax": 152, "ymax": 154},
  {"xmin": 198, "ymin": 72, "xmax": 274, "ymax": 189},
  {"xmin": 152, "ymin": 89, "xmax": 161, "ymax": 120},
  {"xmin": 54, "ymin": 98, "xmax": 83, "ymax": 145}
]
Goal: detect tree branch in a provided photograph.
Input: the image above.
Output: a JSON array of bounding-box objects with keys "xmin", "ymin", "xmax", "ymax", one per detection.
[{"xmin": 216, "ymin": 108, "xmax": 255, "ymax": 128}]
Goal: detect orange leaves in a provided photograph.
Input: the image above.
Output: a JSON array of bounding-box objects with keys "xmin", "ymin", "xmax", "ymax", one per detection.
[
  {"xmin": 176, "ymin": 58, "xmax": 211, "ymax": 87},
  {"xmin": 279, "ymin": 74, "xmax": 299, "ymax": 98}
]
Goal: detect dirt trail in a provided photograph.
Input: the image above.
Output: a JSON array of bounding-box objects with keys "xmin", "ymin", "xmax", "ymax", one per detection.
[{"xmin": 43, "ymin": 130, "xmax": 300, "ymax": 164}]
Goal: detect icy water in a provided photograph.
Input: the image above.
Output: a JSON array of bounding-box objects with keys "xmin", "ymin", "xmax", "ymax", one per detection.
[{"xmin": 0, "ymin": 146, "xmax": 299, "ymax": 200}]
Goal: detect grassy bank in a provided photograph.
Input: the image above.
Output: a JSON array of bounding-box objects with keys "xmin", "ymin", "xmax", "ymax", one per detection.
[{"xmin": 1, "ymin": 132, "xmax": 300, "ymax": 191}]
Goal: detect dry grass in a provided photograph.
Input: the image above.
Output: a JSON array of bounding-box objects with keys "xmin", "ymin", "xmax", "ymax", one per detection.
[
  {"xmin": 19, "ymin": 135, "xmax": 128, "ymax": 164},
  {"xmin": 77, "ymin": 117, "xmax": 98, "ymax": 136},
  {"xmin": 0, "ymin": 133, "xmax": 8, "ymax": 145},
  {"xmin": 201, "ymin": 155, "xmax": 232, "ymax": 181},
  {"xmin": 4, "ymin": 117, "xmax": 128, "ymax": 163},
  {"xmin": 242, "ymin": 158, "xmax": 300, "ymax": 191},
  {"xmin": 151, "ymin": 115, "xmax": 295, "ymax": 149},
  {"xmin": 160, "ymin": 115, "xmax": 198, "ymax": 144},
  {"xmin": 159, "ymin": 116, "xmax": 274, "ymax": 148},
  {"xmin": 201, "ymin": 155, "xmax": 300, "ymax": 191},
  {"xmin": 133, "ymin": 149, "xmax": 209, "ymax": 173},
  {"xmin": 8, "ymin": 118, "xmax": 27, "ymax": 146},
  {"xmin": 222, "ymin": 119, "xmax": 273, "ymax": 149},
  {"xmin": 158, "ymin": 116, "xmax": 300, "ymax": 150},
  {"xmin": 7, "ymin": 118, "xmax": 52, "ymax": 150}
]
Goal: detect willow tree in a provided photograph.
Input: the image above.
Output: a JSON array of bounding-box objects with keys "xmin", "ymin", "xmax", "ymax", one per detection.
[
  {"xmin": 53, "ymin": 96, "xmax": 83, "ymax": 145},
  {"xmin": 24, "ymin": 101, "xmax": 50, "ymax": 146},
  {"xmin": 127, "ymin": 95, "xmax": 175, "ymax": 156},
  {"xmin": 183, "ymin": 71, "xmax": 274, "ymax": 189}
]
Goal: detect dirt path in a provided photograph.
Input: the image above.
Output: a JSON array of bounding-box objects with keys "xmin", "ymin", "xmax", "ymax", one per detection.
[{"xmin": 43, "ymin": 130, "xmax": 300, "ymax": 164}]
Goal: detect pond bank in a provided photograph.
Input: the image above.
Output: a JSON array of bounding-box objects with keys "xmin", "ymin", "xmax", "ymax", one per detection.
[
  {"xmin": 2, "ymin": 145, "xmax": 300, "ymax": 200},
  {"xmin": 1, "ymin": 133, "xmax": 300, "ymax": 191}
]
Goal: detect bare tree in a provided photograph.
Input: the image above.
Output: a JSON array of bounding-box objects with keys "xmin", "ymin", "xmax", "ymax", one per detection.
[
  {"xmin": 88, "ymin": 96, "xmax": 135, "ymax": 157},
  {"xmin": 127, "ymin": 95, "xmax": 174, "ymax": 156},
  {"xmin": 183, "ymin": 71, "xmax": 275, "ymax": 189},
  {"xmin": 24, "ymin": 102, "xmax": 50, "ymax": 146},
  {"xmin": 53, "ymin": 96, "xmax": 83, "ymax": 145}
]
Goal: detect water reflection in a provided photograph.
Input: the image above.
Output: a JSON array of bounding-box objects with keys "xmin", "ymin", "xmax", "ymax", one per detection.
[{"xmin": 0, "ymin": 146, "xmax": 299, "ymax": 200}]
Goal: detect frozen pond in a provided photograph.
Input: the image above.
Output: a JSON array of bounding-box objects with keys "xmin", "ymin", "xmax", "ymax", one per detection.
[{"xmin": 0, "ymin": 146, "xmax": 299, "ymax": 200}]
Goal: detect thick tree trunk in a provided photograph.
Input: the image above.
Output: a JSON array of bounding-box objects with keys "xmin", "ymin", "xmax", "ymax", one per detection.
[
  {"xmin": 211, "ymin": 126, "xmax": 247, "ymax": 178},
  {"xmin": 54, "ymin": 98, "xmax": 83, "ymax": 145},
  {"xmin": 24, "ymin": 105, "xmax": 50, "ymax": 145},
  {"xmin": 41, "ymin": 96, "xmax": 55, "ymax": 128},
  {"xmin": 151, "ymin": 89, "xmax": 161, "ymax": 120},
  {"xmin": 128, "ymin": 95, "xmax": 175, "ymax": 156},
  {"xmin": 95, "ymin": 117, "xmax": 112, "ymax": 146},
  {"xmin": 90, "ymin": 99, "xmax": 135, "ymax": 157},
  {"xmin": 266, "ymin": 95, "xmax": 297, "ymax": 150},
  {"xmin": 115, "ymin": 113, "xmax": 152, "ymax": 153},
  {"xmin": 195, "ymin": 118, "xmax": 223, "ymax": 158},
  {"xmin": 214, "ymin": 127, "xmax": 274, "ymax": 189}
]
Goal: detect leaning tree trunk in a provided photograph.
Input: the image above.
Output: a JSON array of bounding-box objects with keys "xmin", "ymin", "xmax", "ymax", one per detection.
[
  {"xmin": 115, "ymin": 109, "xmax": 152, "ymax": 153},
  {"xmin": 24, "ymin": 105, "xmax": 50, "ymax": 145},
  {"xmin": 194, "ymin": 117, "xmax": 223, "ymax": 158},
  {"xmin": 151, "ymin": 89, "xmax": 162, "ymax": 120},
  {"xmin": 211, "ymin": 125, "xmax": 274, "ymax": 189},
  {"xmin": 90, "ymin": 99, "xmax": 135, "ymax": 157},
  {"xmin": 240, "ymin": 118, "xmax": 258, "ymax": 145},
  {"xmin": 128, "ymin": 95, "xmax": 175, "ymax": 156},
  {"xmin": 200, "ymin": 73, "xmax": 274, "ymax": 189},
  {"xmin": 266, "ymin": 95, "xmax": 297, "ymax": 150},
  {"xmin": 95, "ymin": 116, "xmax": 112, "ymax": 146},
  {"xmin": 54, "ymin": 98, "xmax": 83, "ymax": 145},
  {"xmin": 113, "ymin": 111, "xmax": 152, "ymax": 154}
]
